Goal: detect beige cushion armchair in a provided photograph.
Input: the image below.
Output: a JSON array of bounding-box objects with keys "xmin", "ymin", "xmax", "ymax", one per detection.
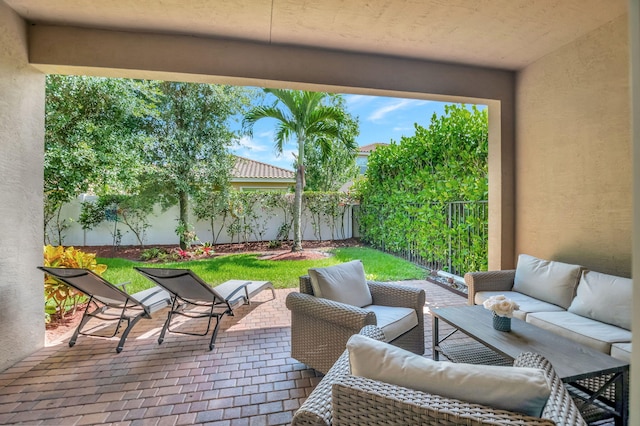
[{"xmin": 286, "ymin": 270, "xmax": 425, "ymax": 374}]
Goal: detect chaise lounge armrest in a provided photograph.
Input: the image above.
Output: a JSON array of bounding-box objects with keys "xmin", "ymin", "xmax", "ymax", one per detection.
[
  {"xmin": 465, "ymin": 269, "xmax": 516, "ymax": 306},
  {"xmin": 331, "ymin": 352, "xmax": 586, "ymax": 426}
]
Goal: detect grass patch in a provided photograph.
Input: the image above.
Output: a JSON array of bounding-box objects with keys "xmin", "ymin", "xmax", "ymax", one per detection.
[
  {"xmin": 331, "ymin": 247, "xmax": 424, "ymax": 281},
  {"xmin": 98, "ymin": 247, "xmax": 425, "ymax": 294}
]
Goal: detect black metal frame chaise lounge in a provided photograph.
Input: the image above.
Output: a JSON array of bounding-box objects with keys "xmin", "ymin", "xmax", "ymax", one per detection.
[
  {"xmin": 38, "ymin": 266, "xmax": 171, "ymax": 353},
  {"xmin": 135, "ymin": 267, "xmax": 274, "ymax": 350}
]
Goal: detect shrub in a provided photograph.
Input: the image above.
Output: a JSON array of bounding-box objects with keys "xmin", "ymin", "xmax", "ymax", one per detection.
[
  {"xmin": 140, "ymin": 247, "xmax": 165, "ymax": 261},
  {"xmin": 43, "ymin": 245, "xmax": 107, "ymax": 323}
]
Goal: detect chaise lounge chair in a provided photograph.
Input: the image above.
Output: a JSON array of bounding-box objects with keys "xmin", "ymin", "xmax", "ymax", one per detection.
[
  {"xmin": 134, "ymin": 267, "xmax": 274, "ymax": 350},
  {"xmin": 38, "ymin": 267, "xmax": 171, "ymax": 353}
]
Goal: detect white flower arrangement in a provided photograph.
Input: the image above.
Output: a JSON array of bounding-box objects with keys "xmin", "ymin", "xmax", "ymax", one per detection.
[{"xmin": 483, "ymin": 295, "xmax": 519, "ymax": 318}]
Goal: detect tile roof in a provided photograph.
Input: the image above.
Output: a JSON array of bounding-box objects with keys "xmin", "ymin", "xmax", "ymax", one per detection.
[
  {"xmin": 359, "ymin": 142, "xmax": 389, "ymax": 153},
  {"xmin": 232, "ymin": 155, "xmax": 295, "ymax": 180}
]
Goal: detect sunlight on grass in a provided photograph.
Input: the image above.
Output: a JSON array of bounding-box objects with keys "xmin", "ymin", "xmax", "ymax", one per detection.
[{"xmin": 99, "ymin": 246, "xmax": 425, "ymax": 294}]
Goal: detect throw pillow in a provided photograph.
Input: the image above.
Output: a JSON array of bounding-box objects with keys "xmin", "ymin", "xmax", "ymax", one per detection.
[
  {"xmin": 347, "ymin": 334, "xmax": 551, "ymax": 417},
  {"xmin": 568, "ymin": 270, "xmax": 632, "ymax": 330},
  {"xmin": 308, "ymin": 260, "xmax": 372, "ymax": 307},
  {"xmin": 513, "ymin": 254, "xmax": 581, "ymax": 309}
]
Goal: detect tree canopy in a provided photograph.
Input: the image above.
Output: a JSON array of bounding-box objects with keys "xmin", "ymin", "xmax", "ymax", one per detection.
[
  {"xmin": 44, "ymin": 75, "xmax": 156, "ymax": 243},
  {"xmin": 303, "ymin": 94, "xmax": 360, "ymax": 191},
  {"xmin": 45, "ymin": 75, "xmax": 256, "ymax": 247},
  {"xmin": 143, "ymin": 81, "xmax": 255, "ymax": 248}
]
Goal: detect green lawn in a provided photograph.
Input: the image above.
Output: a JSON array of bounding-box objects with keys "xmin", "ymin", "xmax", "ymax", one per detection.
[{"xmin": 99, "ymin": 246, "xmax": 425, "ymax": 294}]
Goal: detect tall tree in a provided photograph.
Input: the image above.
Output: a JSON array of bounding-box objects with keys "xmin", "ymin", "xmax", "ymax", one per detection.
[
  {"xmin": 243, "ymin": 89, "xmax": 352, "ymax": 251},
  {"xmin": 304, "ymin": 95, "xmax": 360, "ymax": 191},
  {"xmin": 44, "ymin": 75, "xmax": 156, "ymax": 244},
  {"xmin": 144, "ymin": 82, "xmax": 254, "ymax": 248}
]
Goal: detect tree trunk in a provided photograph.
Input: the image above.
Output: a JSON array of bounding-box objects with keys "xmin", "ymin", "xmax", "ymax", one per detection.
[
  {"xmin": 292, "ymin": 135, "xmax": 305, "ymax": 252},
  {"xmin": 179, "ymin": 191, "xmax": 189, "ymax": 250},
  {"xmin": 292, "ymin": 164, "xmax": 304, "ymax": 252}
]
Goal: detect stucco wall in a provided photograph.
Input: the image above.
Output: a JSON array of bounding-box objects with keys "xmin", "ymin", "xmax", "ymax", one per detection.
[
  {"xmin": 515, "ymin": 16, "xmax": 631, "ymax": 275},
  {"xmin": 46, "ymin": 195, "xmax": 354, "ymax": 247},
  {"xmin": 0, "ymin": 4, "xmax": 46, "ymax": 371}
]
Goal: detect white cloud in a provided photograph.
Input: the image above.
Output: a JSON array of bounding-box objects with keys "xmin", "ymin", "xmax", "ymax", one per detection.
[
  {"xmin": 234, "ymin": 135, "xmax": 269, "ymax": 152},
  {"xmin": 257, "ymin": 130, "xmax": 275, "ymax": 139},
  {"xmin": 345, "ymin": 94, "xmax": 376, "ymax": 109},
  {"xmin": 368, "ymin": 99, "xmax": 432, "ymax": 122}
]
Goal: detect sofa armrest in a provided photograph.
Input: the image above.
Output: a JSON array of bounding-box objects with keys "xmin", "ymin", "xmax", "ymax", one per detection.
[
  {"xmin": 331, "ymin": 375, "xmax": 556, "ymax": 426},
  {"xmin": 286, "ymin": 292, "xmax": 376, "ymax": 330},
  {"xmin": 291, "ymin": 326, "xmax": 385, "ymax": 426},
  {"xmin": 465, "ymin": 270, "xmax": 516, "ymax": 306}
]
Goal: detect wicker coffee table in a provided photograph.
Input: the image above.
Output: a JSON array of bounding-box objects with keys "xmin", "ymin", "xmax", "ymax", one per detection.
[{"xmin": 432, "ymin": 305, "xmax": 629, "ymax": 425}]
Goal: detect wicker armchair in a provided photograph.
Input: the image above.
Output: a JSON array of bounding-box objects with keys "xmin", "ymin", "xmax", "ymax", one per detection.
[
  {"xmin": 286, "ymin": 275, "xmax": 425, "ymax": 374},
  {"xmin": 292, "ymin": 326, "xmax": 586, "ymax": 426}
]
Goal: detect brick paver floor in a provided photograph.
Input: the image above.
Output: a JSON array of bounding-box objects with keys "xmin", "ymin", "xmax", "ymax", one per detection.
[{"xmin": 0, "ymin": 280, "xmax": 467, "ymax": 425}]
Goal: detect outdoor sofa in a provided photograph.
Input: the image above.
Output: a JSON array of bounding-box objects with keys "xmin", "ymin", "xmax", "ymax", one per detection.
[
  {"xmin": 466, "ymin": 254, "xmax": 632, "ymax": 362},
  {"xmin": 292, "ymin": 325, "xmax": 586, "ymax": 426}
]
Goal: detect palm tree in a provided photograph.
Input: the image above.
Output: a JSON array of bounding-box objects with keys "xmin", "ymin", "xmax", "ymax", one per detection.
[{"xmin": 243, "ymin": 89, "xmax": 352, "ymax": 252}]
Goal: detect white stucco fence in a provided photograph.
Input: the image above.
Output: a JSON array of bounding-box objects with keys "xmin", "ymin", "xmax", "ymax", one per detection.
[{"xmin": 47, "ymin": 195, "xmax": 355, "ymax": 247}]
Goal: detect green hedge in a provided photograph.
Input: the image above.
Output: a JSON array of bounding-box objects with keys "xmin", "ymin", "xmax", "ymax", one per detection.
[{"xmin": 355, "ymin": 104, "xmax": 489, "ymax": 274}]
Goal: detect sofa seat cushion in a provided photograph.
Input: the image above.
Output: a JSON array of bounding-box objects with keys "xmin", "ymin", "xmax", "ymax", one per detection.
[
  {"xmin": 526, "ymin": 311, "xmax": 632, "ymax": 354},
  {"xmin": 513, "ymin": 254, "xmax": 582, "ymax": 309},
  {"xmin": 568, "ymin": 270, "xmax": 632, "ymax": 330},
  {"xmin": 346, "ymin": 334, "xmax": 551, "ymax": 417},
  {"xmin": 610, "ymin": 343, "xmax": 632, "ymax": 363},
  {"xmin": 475, "ymin": 291, "xmax": 565, "ymax": 321},
  {"xmin": 308, "ymin": 260, "xmax": 372, "ymax": 307},
  {"xmin": 363, "ymin": 305, "xmax": 418, "ymax": 342}
]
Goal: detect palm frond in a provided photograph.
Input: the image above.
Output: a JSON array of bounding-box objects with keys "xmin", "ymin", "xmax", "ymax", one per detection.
[
  {"xmin": 274, "ymin": 123, "xmax": 294, "ymax": 153},
  {"xmin": 242, "ymin": 106, "xmax": 291, "ymax": 136}
]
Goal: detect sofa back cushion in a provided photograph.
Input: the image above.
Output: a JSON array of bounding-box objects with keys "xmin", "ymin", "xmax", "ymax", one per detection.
[
  {"xmin": 568, "ymin": 270, "xmax": 632, "ymax": 330},
  {"xmin": 513, "ymin": 254, "xmax": 581, "ymax": 309},
  {"xmin": 347, "ymin": 334, "xmax": 551, "ymax": 418},
  {"xmin": 308, "ymin": 260, "xmax": 373, "ymax": 307}
]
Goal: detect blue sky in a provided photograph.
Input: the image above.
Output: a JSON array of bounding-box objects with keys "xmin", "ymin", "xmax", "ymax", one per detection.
[{"xmin": 230, "ymin": 91, "xmax": 458, "ymax": 170}]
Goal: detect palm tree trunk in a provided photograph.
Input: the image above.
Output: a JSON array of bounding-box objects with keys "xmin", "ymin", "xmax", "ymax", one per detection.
[
  {"xmin": 292, "ymin": 135, "xmax": 306, "ymax": 252},
  {"xmin": 292, "ymin": 163, "xmax": 304, "ymax": 252}
]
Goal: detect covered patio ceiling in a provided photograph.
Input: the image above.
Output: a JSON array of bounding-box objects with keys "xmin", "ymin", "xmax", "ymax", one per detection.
[{"xmin": 5, "ymin": 0, "xmax": 626, "ymax": 71}]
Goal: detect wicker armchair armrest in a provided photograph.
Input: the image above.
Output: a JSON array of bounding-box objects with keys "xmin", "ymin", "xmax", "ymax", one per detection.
[
  {"xmin": 286, "ymin": 292, "xmax": 377, "ymax": 330},
  {"xmin": 465, "ymin": 269, "xmax": 516, "ymax": 306},
  {"xmin": 291, "ymin": 326, "xmax": 385, "ymax": 426},
  {"xmin": 514, "ymin": 352, "xmax": 587, "ymax": 426},
  {"xmin": 331, "ymin": 374, "xmax": 555, "ymax": 426},
  {"xmin": 368, "ymin": 281, "xmax": 425, "ymax": 310}
]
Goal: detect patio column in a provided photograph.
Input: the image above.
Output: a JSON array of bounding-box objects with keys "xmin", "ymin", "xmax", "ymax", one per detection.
[
  {"xmin": 0, "ymin": 3, "xmax": 46, "ymax": 372},
  {"xmin": 629, "ymin": 1, "xmax": 640, "ymax": 424}
]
